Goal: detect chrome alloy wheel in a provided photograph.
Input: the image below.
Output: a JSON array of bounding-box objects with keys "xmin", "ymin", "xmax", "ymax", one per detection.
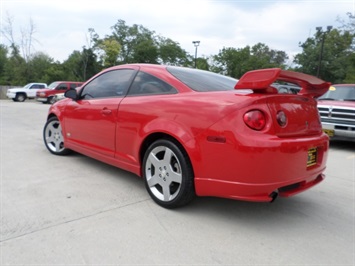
[
  {"xmin": 44, "ymin": 118, "xmax": 66, "ymax": 154},
  {"xmin": 145, "ymin": 146, "xmax": 183, "ymax": 202}
]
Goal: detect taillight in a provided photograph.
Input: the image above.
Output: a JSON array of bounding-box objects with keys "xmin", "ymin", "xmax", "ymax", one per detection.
[
  {"xmin": 276, "ymin": 110, "xmax": 287, "ymax": 127},
  {"xmin": 243, "ymin": 110, "xmax": 266, "ymax": 130}
]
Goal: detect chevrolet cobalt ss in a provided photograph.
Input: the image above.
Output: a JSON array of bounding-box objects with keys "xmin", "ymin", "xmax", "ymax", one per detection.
[{"xmin": 43, "ymin": 64, "xmax": 330, "ymax": 208}]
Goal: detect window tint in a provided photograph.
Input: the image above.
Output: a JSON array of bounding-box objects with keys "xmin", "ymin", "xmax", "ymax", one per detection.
[
  {"xmin": 70, "ymin": 83, "xmax": 81, "ymax": 89},
  {"xmin": 128, "ymin": 71, "xmax": 177, "ymax": 96},
  {"xmin": 56, "ymin": 83, "xmax": 68, "ymax": 90},
  {"xmin": 167, "ymin": 66, "xmax": 237, "ymax": 92},
  {"xmin": 81, "ymin": 69, "xmax": 135, "ymax": 99},
  {"xmin": 30, "ymin": 84, "xmax": 43, "ymax": 89}
]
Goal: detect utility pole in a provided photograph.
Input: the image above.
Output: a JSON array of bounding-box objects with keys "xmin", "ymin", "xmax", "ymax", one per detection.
[
  {"xmin": 192, "ymin": 41, "xmax": 200, "ymax": 68},
  {"xmin": 316, "ymin": 26, "xmax": 332, "ymax": 78}
]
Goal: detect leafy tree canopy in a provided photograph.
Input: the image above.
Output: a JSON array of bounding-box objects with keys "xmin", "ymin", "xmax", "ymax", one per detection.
[{"xmin": 1, "ymin": 15, "xmax": 354, "ymax": 85}]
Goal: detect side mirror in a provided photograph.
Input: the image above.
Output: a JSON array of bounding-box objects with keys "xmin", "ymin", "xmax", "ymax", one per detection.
[{"xmin": 65, "ymin": 88, "xmax": 78, "ymax": 100}]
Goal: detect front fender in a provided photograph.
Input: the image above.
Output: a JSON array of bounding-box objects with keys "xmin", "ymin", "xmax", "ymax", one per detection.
[{"xmin": 46, "ymin": 100, "xmax": 71, "ymax": 136}]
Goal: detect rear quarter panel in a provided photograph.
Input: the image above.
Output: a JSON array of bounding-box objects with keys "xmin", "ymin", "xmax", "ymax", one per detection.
[{"xmin": 116, "ymin": 91, "xmax": 250, "ymax": 171}]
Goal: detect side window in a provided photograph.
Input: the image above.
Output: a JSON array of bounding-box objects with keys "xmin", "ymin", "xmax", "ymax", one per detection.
[
  {"xmin": 30, "ymin": 84, "xmax": 37, "ymax": 89},
  {"xmin": 80, "ymin": 69, "xmax": 135, "ymax": 99},
  {"xmin": 70, "ymin": 83, "xmax": 80, "ymax": 89},
  {"xmin": 30, "ymin": 84, "xmax": 44, "ymax": 89},
  {"xmin": 56, "ymin": 83, "xmax": 68, "ymax": 90},
  {"xmin": 128, "ymin": 71, "xmax": 177, "ymax": 96}
]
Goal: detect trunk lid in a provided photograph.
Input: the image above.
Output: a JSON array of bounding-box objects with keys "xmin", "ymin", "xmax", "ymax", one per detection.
[{"xmin": 267, "ymin": 95, "xmax": 322, "ymax": 137}]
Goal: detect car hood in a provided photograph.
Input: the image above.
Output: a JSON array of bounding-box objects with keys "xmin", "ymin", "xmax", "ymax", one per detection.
[
  {"xmin": 317, "ymin": 100, "xmax": 355, "ymax": 108},
  {"xmin": 7, "ymin": 88, "xmax": 26, "ymax": 92}
]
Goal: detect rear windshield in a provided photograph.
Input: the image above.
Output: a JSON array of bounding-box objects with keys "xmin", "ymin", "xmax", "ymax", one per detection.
[
  {"xmin": 318, "ymin": 85, "xmax": 355, "ymax": 101},
  {"xmin": 167, "ymin": 66, "xmax": 238, "ymax": 92}
]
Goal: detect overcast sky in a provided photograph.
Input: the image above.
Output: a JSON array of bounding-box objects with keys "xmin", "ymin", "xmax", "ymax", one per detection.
[{"xmin": 1, "ymin": 0, "xmax": 354, "ymax": 66}]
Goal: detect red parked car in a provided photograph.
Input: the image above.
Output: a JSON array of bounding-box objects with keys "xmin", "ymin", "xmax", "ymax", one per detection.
[
  {"xmin": 36, "ymin": 81, "xmax": 83, "ymax": 104},
  {"xmin": 43, "ymin": 64, "xmax": 330, "ymax": 208}
]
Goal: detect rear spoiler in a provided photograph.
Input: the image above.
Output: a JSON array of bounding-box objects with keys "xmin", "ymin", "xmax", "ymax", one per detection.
[{"xmin": 234, "ymin": 68, "xmax": 331, "ymax": 97}]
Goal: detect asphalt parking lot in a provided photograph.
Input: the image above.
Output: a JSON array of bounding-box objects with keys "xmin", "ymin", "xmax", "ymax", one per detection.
[{"xmin": 1, "ymin": 99, "xmax": 354, "ymax": 265}]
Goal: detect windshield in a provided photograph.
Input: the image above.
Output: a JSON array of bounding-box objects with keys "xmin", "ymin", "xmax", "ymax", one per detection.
[
  {"xmin": 23, "ymin": 83, "xmax": 33, "ymax": 89},
  {"xmin": 318, "ymin": 85, "xmax": 355, "ymax": 101},
  {"xmin": 48, "ymin": 82, "xmax": 59, "ymax": 89}
]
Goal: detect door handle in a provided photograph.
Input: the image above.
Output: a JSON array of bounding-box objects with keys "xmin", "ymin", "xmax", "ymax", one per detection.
[{"xmin": 101, "ymin": 108, "xmax": 112, "ymax": 115}]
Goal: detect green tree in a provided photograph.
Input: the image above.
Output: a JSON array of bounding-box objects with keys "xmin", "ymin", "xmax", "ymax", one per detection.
[
  {"xmin": 109, "ymin": 19, "xmax": 158, "ymax": 64},
  {"xmin": 294, "ymin": 28, "xmax": 354, "ymax": 83},
  {"xmin": 210, "ymin": 43, "xmax": 288, "ymax": 78},
  {"xmin": 62, "ymin": 47, "xmax": 100, "ymax": 81},
  {"xmin": 98, "ymin": 19, "xmax": 190, "ymax": 66},
  {"xmin": 211, "ymin": 47, "xmax": 242, "ymax": 76},
  {"xmin": 0, "ymin": 45, "xmax": 9, "ymax": 84},
  {"xmin": 339, "ymin": 12, "xmax": 355, "ymax": 82},
  {"xmin": 132, "ymin": 38, "xmax": 158, "ymax": 64},
  {"xmin": 344, "ymin": 52, "xmax": 355, "ymax": 82},
  {"xmin": 81, "ymin": 47, "xmax": 101, "ymax": 80},
  {"xmin": 27, "ymin": 52, "xmax": 53, "ymax": 82},
  {"xmin": 97, "ymin": 38, "xmax": 121, "ymax": 67},
  {"xmin": 4, "ymin": 45, "xmax": 27, "ymax": 85},
  {"xmin": 158, "ymin": 37, "xmax": 190, "ymax": 66},
  {"xmin": 42, "ymin": 62, "xmax": 66, "ymax": 84},
  {"xmin": 195, "ymin": 57, "xmax": 210, "ymax": 70}
]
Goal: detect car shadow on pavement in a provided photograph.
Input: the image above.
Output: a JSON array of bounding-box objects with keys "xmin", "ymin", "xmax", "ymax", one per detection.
[
  {"xmin": 62, "ymin": 151, "xmax": 327, "ymax": 227},
  {"xmin": 178, "ymin": 193, "xmax": 324, "ymax": 228}
]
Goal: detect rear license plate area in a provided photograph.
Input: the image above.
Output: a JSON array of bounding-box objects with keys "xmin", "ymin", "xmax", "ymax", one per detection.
[{"xmin": 307, "ymin": 147, "xmax": 318, "ymax": 167}]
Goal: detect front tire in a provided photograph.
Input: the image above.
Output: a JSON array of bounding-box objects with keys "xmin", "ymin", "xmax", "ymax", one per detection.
[
  {"xmin": 15, "ymin": 93, "xmax": 26, "ymax": 102},
  {"xmin": 43, "ymin": 117, "xmax": 71, "ymax": 155},
  {"xmin": 143, "ymin": 139, "xmax": 195, "ymax": 208}
]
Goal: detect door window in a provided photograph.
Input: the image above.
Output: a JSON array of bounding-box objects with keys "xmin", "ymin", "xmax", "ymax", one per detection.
[
  {"xmin": 56, "ymin": 83, "xmax": 68, "ymax": 90},
  {"xmin": 81, "ymin": 69, "xmax": 135, "ymax": 99},
  {"xmin": 70, "ymin": 83, "xmax": 82, "ymax": 89}
]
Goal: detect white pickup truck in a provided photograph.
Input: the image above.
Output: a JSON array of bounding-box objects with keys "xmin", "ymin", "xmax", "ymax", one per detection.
[{"xmin": 6, "ymin": 83, "xmax": 48, "ymax": 102}]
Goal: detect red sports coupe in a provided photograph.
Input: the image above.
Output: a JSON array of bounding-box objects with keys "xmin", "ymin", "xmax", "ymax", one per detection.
[{"xmin": 43, "ymin": 64, "xmax": 330, "ymax": 208}]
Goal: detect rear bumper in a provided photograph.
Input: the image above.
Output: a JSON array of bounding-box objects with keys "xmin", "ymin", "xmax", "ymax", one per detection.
[
  {"xmin": 195, "ymin": 173, "xmax": 325, "ymax": 202},
  {"xmin": 193, "ymin": 133, "xmax": 329, "ymax": 202}
]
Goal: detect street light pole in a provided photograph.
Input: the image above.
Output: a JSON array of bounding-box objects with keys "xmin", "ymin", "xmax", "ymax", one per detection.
[
  {"xmin": 192, "ymin": 41, "xmax": 200, "ymax": 68},
  {"xmin": 316, "ymin": 26, "xmax": 332, "ymax": 78}
]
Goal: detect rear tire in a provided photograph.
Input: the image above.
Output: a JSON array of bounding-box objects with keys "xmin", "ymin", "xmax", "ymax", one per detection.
[{"xmin": 143, "ymin": 139, "xmax": 195, "ymax": 208}]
